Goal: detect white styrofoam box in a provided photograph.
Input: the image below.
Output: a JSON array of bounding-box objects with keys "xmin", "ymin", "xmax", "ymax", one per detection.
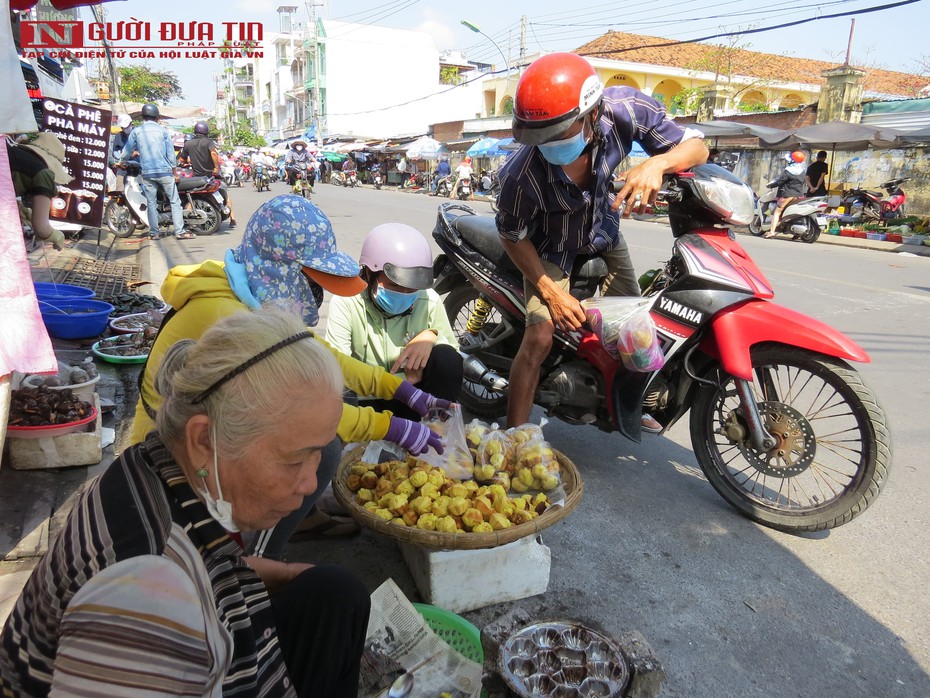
[
  {"xmin": 398, "ymin": 535, "xmax": 551, "ymax": 613},
  {"xmin": 6, "ymin": 394, "xmax": 103, "ymax": 470}
]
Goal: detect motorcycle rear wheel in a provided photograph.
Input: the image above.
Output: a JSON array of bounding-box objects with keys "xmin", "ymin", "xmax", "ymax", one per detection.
[
  {"xmin": 103, "ymin": 199, "xmax": 136, "ymax": 238},
  {"xmin": 187, "ymin": 199, "xmax": 221, "ymax": 235},
  {"xmin": 799, "ymin": 217, "xmax": 820, "ymax": 244},
  {"xmin": 443, "ymin": 285, "xmax": 509, "ymax": 419},
  {"xmin": 690, "ymin": 344, "xmax": 890, "ymax": 533}
]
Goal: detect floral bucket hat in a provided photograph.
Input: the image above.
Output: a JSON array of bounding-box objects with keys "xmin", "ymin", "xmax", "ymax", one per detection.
[{"xmin": 235, "ymin": 195, "xmax": 364, "ymax": 326}]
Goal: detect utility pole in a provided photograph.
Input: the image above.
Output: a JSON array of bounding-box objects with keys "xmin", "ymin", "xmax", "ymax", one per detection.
[
  {"xmin": 520, "ymin": 16, "xmax": 526, "ymax": 60},
  {"xmin": 844, "ymin": 19, "xmax": 856, "ymax": 66},
  {"xmin": 307, "ymin": 1, "xmax": 323, "ymax": 148}
]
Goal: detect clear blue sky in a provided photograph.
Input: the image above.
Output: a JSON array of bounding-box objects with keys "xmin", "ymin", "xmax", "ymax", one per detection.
[{"xmin": 89, "ymin": 0, "xmax": 929, "ymax": 110}]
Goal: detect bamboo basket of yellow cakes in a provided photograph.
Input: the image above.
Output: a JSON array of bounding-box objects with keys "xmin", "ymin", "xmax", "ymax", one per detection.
[{"xmin": 333, "ymin": 412, "xmax": 583, "ymax": 550}]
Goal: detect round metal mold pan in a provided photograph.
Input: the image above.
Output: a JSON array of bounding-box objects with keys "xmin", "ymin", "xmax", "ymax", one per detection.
[{"xmin": 499, "ymin": 621, "xmax": 630, "ymax": 697}]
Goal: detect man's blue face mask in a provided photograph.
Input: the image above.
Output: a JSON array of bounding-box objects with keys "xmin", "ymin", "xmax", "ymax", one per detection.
[
  {"xmin": 374, "ymin": 286, "xmax": 417, "ymax": 316},
  {"xmin": 537, "ymin": 120, "xmax": 591, "ymax": 166}
]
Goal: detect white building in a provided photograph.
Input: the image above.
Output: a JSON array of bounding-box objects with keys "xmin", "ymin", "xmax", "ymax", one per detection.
[{"xmin": 217, "ymin": 8, "xmax": 484, "ymax": 144}]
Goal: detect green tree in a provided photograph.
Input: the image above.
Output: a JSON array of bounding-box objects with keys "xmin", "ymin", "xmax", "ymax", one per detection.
[
  {"xmin": 232, "ymin": 120, "xmax": 266, "ymax": 148},
  {"xmin": 117, "ymin": 65, "xmax": 183, "ymax": 103},
  {"xmin": 440, "ymin": 66, "xmax": 462, "ymax": 85}
]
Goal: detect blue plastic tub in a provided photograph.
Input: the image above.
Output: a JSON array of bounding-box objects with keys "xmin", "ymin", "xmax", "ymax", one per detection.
[
  {"xmin": 34, "ymin": 282, "xmax": 95, "ymax": 300},
  {"xmin": 39, "ymin": 298, "xmax": 114, "ymax": 339}
]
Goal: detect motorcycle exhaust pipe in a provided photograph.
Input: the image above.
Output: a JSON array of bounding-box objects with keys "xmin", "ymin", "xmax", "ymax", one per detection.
[{"xmin": 461, "ymin": 353, "xmax": 509, "ymax": 392}]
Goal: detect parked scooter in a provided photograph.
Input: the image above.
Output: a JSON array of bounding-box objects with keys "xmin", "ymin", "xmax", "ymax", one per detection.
[
  {"xmin": 330, "ymin": 170, "xmax": 346, "ymax": 186},
  {"xmin": 841, "ymin": 177, "xmax": 909, "ymax": 220},
  {"xmin": 479, "ymin": 170, "xmax": 501, "ymax": 212},
  {"xmin": 748, "ymin": 186, "xmax": 829, "ymax": 243},
  {"xmin": 371, "ymin": 164, "xmax": 383, "ymax": 189},
  {"xmin": 431, "ymin": 164, "xmax": 890, "ymax": 533},
  {"xmin": 104, "ymin": 162, "xmax": 227, "ymax": 236}
]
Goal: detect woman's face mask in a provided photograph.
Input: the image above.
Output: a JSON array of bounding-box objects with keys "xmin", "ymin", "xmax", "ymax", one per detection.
[
  {"xmin": 374, "ymin": 286, "xmax": 417, "ymax": 316},
  {"xmin": 538, "ymin": 119, "xmax": 591, "ymax": 166}
]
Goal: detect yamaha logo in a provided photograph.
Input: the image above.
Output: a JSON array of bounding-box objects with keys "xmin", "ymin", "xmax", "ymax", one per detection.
[{"xmin": 658, "ymin": 297, "xmax": 704, "ymax": 325}]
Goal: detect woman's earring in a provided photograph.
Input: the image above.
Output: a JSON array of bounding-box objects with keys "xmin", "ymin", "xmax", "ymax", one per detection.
[{"xmin": 196, "ymin": 467, "xmax": 208, "ymax": 478}]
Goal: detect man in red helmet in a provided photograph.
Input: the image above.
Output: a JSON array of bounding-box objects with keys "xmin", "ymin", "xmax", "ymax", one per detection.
[{"xmin": 495, "ymin": 52, "xmax": 708, "ymax": 431}]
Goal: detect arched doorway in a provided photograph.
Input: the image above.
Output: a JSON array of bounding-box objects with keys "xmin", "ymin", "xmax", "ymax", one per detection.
[
  {"xmin": 740, "ymin": 90, "xmax": 768, "ymax": 110},
  {"xmin": 652, "ymin": 79, "xmax": 684, "ymax": 111},
  {"xmin": 779, "ymin": 93, "xmax": 804, "ymax": 110},
  {"xmin": 499, "ymin": 95, "xmax": 514, "ymax": 116}
]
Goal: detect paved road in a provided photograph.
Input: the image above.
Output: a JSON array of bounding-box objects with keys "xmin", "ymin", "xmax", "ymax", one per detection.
[{"xmin": 120, "ymin": 181, "xmax": 930, "ymax": 696}]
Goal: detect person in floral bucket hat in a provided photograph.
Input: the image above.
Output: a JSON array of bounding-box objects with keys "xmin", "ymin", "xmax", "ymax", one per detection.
[{"xmin": 130, "ymin": 195, "xmax": 451, "ymax": 559}]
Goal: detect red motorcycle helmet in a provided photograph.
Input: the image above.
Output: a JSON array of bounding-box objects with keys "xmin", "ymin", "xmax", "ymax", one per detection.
[{"xmin": 512, "ymin": 52, "xmax": 604, "ymax": 146}]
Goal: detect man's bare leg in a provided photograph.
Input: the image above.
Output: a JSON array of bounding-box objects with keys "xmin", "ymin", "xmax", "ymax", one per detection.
[{"xmin": 507, "ymin": 321, "xmax": 553, "ymax": 426}]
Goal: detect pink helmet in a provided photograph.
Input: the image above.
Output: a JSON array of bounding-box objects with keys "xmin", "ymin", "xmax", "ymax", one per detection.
[{"xmin": 358, "ymin": 223, "xmax": 434, "ymax": 290}]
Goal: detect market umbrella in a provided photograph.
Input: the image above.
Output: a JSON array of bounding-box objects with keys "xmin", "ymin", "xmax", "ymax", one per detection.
[
  {"xmin": 691, "ymin": 120, "xmax": 787, "ymax": 140},
  {"xmin": 894, "ymin": 126, "xmax": 930, "ymax": 145},
  {"xmin": 467, "ymin": 137, "xmax": 501, "ymax": 157},
  {"xmin": 405, "ymin": 136, "xmax": 446, "ymax": 159},
  {"xmin": 759, "ymin": 121, "xmax": 909, "ymax": 189}
]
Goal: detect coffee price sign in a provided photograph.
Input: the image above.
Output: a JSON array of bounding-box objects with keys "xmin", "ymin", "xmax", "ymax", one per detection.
[{"xmin": 41, "ymin": 97, "xmax": 111, "ymax": 228}]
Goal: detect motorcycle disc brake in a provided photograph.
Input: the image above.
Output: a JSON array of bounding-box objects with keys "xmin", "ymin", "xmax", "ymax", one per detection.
[{"xmin": 736, "ymin": 401, "xmax": 816, "ymax": 477}]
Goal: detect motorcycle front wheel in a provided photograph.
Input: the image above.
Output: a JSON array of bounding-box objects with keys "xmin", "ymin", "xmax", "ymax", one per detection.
[
  {"xmin": 443, "ymin": 285, "xmax": 509, "ymax": 419},
  {"xmin": 103, "ymin": 199, "xmax": 136, "ymax": 238},
  {"xmin": 690, "ymin": 344, "xmax": 891, "ymax": 533},
  {"xmin": 187, "ymin": 199, "xmax": 221, "ymax": 235},
  {"xmin": 748, "ymin": 213, "xmax": 765, "ymax": 236}
]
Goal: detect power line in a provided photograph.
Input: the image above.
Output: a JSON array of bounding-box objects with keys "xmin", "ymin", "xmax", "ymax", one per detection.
[{"xmin": 579, "ymin": 0, "xmax": 923, "ymax": 57}]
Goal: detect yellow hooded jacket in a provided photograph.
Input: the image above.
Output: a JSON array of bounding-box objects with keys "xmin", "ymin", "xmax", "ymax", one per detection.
[{"xmin": 129, "ymin": 260, "xmax": 402, "ymax": 445}]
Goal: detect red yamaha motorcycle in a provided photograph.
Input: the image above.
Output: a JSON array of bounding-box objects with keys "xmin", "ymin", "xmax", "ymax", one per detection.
[{"xmin": 432, "ymin": 164, "xmax": 890, "ymax": 533}]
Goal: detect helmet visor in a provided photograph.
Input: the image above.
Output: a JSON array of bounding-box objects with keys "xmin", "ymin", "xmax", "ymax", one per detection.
[
  {"xmin": 383, "ymin": 262, "xmax": 433, "ymax": 290},
  {"xmin": 512, "ymin": 109, "xmax": 580, "ymax": 146}
]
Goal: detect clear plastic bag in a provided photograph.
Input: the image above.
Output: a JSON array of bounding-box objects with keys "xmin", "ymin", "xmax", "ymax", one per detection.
[
  {"xmin": 474, "ymin": 425, "xmax": 515, "ymax": 482},
  {"xmin": 508, "ymin": 421, "xmax": 565, "ymax": 498},
  {"xmin": 616, "ymin": 308, "xmax": 665, "ymax": 372},
  {"xmin": 464, "ymin": 418, "xmax": 491, "ymax": 461},
  {"xmin": 582, "ymin": 297, "xmax": 652, "ymax": 359},
  {"xmin": 418, "ymin": 404, "xmax": 475, "ymax": 479}
]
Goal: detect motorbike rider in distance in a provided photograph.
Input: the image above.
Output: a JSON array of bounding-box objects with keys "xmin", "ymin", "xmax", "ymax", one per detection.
[
  {"xmin": 764, "ymin": 151, "xmax": 807, "ymax": 239},
  {"xmin": 285, "ymin": 140, "xmax": 312, "ymax": 188},
  {"xmin": 179, "ymin": 120, "xmax": 237, "ymax": 229},
  {"xmin": 494, "ymin": 52, "xmax": 708, "ymax": 430},
  {"xmin": 431, "ymin": 155, "xmax": 452, "ymax": 195},
  {"xmin": 449, "ymin": 157, "xmax": 474, "ymax": 199}
]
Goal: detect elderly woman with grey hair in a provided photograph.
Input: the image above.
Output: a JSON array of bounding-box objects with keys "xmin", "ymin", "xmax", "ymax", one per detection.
[{"xmin": 0, "ymin": 308, "xmax": 370, "ymax": 698}]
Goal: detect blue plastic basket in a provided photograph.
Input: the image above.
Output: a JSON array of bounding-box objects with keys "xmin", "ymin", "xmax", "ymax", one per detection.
[
  {"xmin": 39, "ymin": 298, "xmax": 114, "ymax": 339},
  {"xmin": 34, "ymin": 282, "xmax": 95, "ymax": 300}
]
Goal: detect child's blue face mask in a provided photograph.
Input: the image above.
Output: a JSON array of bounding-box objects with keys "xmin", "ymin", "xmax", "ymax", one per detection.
[{"xmin": 374, "ymin": 286, "xmax": 417, "ymax": 315}]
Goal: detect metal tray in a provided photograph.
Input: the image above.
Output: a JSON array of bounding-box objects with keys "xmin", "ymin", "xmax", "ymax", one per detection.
[{"xmin": 499, "ymin": 621, "xmax": 630, "ymax": 698}]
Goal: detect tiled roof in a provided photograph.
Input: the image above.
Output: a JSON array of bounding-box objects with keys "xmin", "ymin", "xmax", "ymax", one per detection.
[{"xmin": 575, "ymin": 31, "xmax": 928, "ymax": 98}]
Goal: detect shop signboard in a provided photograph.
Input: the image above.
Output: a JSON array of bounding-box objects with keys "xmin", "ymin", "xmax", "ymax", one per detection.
[{"xmin": 41, "ymin": 97, "xmax": 111, "ymax": 229}]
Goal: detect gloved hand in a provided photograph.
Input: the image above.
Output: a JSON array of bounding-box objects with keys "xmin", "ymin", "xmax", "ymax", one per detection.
[
  {"xmin": 37, "ymin": 228, "xmax": 65, "ymax": 251},
  {"xmin": 385, "ymin": 416, "xmax": 444, "ymax": 456},
  {"xmin": 393, "ymin": 381, "xmax": 451, "ymax": 418}
]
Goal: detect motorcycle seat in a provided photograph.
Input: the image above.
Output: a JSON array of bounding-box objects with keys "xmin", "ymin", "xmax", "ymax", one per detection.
[
  {"xmin": 454, "ymin": 215, "xmax": 518, "ymax": 272},
  {"xmin": 177, "ymin": 176, "xmax": 213, "ymax": 192},
  {"xmin": 452, "ymin": 214, "xmax": 608, "ymax": 281}
]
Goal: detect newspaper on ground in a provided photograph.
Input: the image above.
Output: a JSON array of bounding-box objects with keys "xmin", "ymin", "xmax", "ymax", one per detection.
[{"xmin": 360, "ymin": 579, "xmax": 483, "ymax": 698}]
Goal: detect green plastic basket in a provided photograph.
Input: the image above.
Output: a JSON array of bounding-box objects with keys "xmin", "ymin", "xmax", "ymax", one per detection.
[{"xmin": 413, "ymin": 603, "xmax": 483, "ymax": 663}]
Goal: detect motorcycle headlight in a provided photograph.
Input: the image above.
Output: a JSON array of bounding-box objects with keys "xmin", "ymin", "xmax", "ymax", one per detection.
[{"xmin": 691, "ymin": 164, "xmax": 756, "ymax": 226}]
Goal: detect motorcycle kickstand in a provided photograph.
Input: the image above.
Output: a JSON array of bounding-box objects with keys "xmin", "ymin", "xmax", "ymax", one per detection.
[{"xmin": 733, "ymin": 378, "xmax": 777, "ymax": 451}]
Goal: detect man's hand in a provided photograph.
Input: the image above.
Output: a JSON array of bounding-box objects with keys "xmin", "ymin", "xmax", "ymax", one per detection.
[
  {"xmin": 391, "ymin": 330, "xmax": 437, "ymax": 376},
  {"xmin": 242, "ymin": 556, "xmax": 312, "ymax": 593},
  {"xmin": 539, "ymin": 280, "xmax": 586, "ymax": 332},
  {"xmin": 611, "ymin": 157, "xmax": 668, "ymax": 218}
]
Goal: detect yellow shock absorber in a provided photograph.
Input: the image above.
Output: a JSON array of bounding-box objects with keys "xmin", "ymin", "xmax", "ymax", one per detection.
[{"xmin": 466, "ymin": 297, "xmax": 493, "ymax": 334}]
